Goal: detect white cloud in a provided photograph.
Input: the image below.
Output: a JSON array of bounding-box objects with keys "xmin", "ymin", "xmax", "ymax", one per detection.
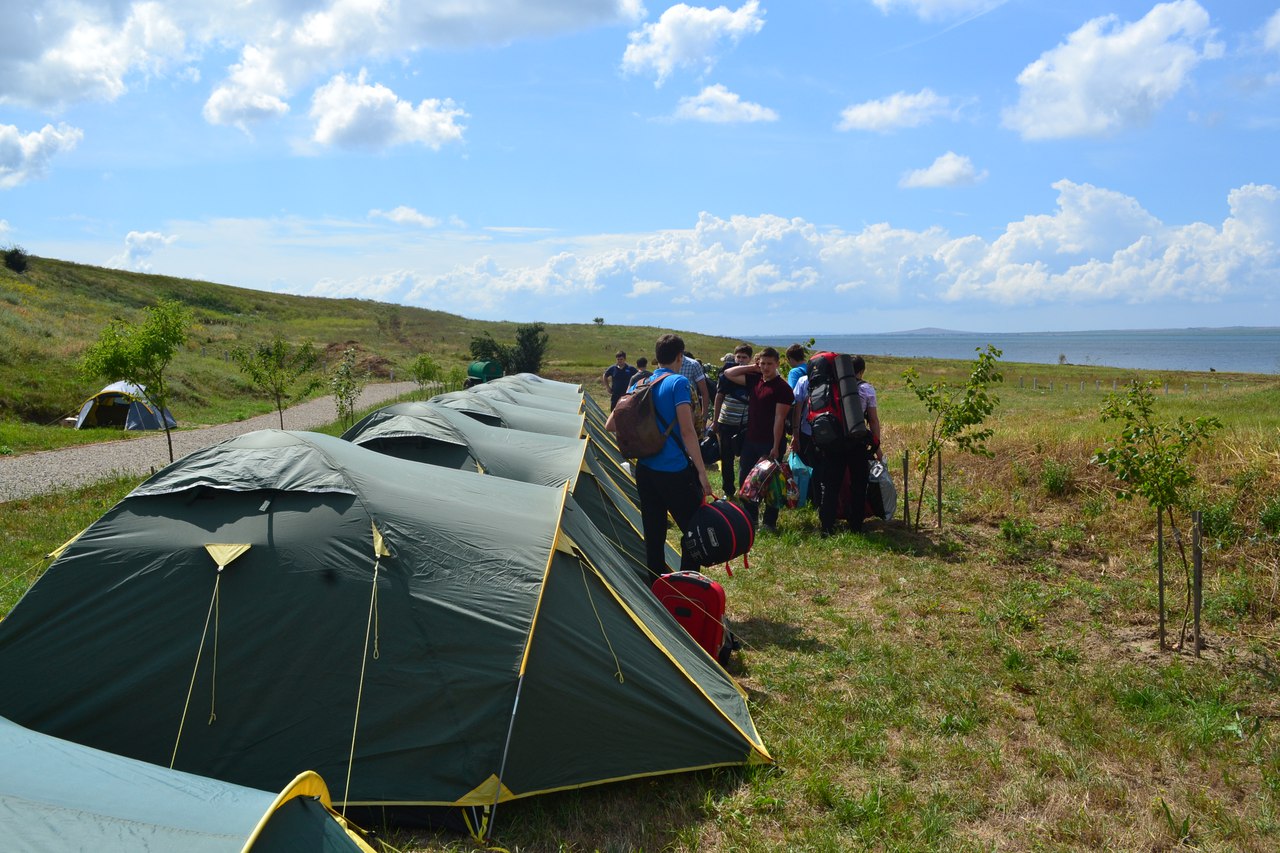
[
  {"xmin": 622, "ymin": 1, "xmax": 765, "ymax": 86},
  {"xmin": 837, "ymin": 88, "xmax": 955, "ymax": 132},
  {"xmin": 628, "ymin": 279, "xmax": 673, "ymax": 297},
  {"xmin": 370, "ymin": 206, "xmax": 441, "ymax": 228},
  {"xmin": 900, "ymin": 152, "xmax": 987, "ymax": 188},
  {"xmin": 309, "ymin": 71, "xmax": 466, "ymax": 150},
  {"xmin": 0, "ymin": 220, "xmax": 10, "ymax": 237},
  {"xmin": 0, "ymin": 1, "xmax": 187, "ymax": 111},
  {"xmin": 329, "ymin": 182, "xmax": 1279, "ymax": 315},
  {"xmin": 106, "ymin": 230, "xmax": 178, "ymax": 272},
  {"xmin": 202, "ymin": 0, "xmax": 641, "ymax": 127},
  {"xmin": 868, "ymin": 0, "xmax": 1006, "ymax": 22},
  {"xmin": 1264, "ymin": 9, "xmax": 1280, "ymax": 52},
  {"xmin": 0, "ymin": 123, "xmax": 84, "ymax": 189},
  {"xmin": 1003, "ymin": 0, "xmax": 1222, "ymax": 140},
  {"xmin": 674, "ymin": 84, "xmax": 777, "ymax": 122}
]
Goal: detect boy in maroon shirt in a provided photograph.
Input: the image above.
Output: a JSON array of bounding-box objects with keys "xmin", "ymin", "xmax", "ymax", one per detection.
[{"xmin": 722, "ymin": 347, "xmax": 794, "ymax": 532}]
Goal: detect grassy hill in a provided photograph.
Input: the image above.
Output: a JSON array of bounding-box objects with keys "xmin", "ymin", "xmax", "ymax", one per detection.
[{"xmin": 0, "ymin": 255, "xmax": 742, "ymax": 429}]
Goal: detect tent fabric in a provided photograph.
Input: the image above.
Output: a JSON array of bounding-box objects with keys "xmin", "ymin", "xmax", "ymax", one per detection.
[
  {"xmin": 343, "ymin": 403, "xmax": 675, "ymax": 579},
  {"xmin": 0, "ymin": 716, "xmax": 374, "ymax": 853},
  {"xmin": 74, "ymin": 381, "xmax": 176, "ymax": 431},
  {"xmin": 0, "ymin": 430, "xmax": 768, "ymax": 809},
  {"xmin": 428, "ymin": 391, "xmax": 585, "ymax": 439}
]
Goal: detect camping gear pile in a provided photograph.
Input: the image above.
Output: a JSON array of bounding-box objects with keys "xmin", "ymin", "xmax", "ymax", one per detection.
[{"xmin": 0, "ymin": 373, "xmax": 770, "ymax": 847}]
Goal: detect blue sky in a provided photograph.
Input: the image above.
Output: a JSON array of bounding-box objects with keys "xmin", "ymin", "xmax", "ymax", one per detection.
[{"xmin": 2, "ymin": 0, "xmax": 1278, "ymax": 336}]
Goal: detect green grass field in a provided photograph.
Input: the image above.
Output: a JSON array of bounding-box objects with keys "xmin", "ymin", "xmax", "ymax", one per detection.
[{"xmin": 3, "ymin": 256, "xmax": 1279, "ymax": 851}]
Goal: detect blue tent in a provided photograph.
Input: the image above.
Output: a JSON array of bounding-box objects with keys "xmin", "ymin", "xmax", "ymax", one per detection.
[
  {"xmin": 74, "ymin": 381, "xmax": 176, "ymax": 430},
  {"xmin": 0, "ymin": 715, "xmax": 375, "ymax": 852}
]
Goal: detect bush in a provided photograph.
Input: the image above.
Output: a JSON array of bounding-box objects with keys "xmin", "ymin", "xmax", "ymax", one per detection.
[
  {"xmin": 1040, "ymin": 458, "xmax": 1074, "ymax": 497},
  {"xmin": 3, "ymin": 245, "xmax": 29, "ymax": 273},
  {"xmin": 1258, "ymin": 495, "xmax": 1280, "ymax": 537},
  {"xmin": 1199, "ymin": 496, "xmax": 1240, "ymax": 544}
]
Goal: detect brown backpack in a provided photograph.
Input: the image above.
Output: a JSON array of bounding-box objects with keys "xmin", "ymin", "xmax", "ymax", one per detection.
[{"xmin": 612, "ymin": 373, "xmax": 678, "ymax": 459}]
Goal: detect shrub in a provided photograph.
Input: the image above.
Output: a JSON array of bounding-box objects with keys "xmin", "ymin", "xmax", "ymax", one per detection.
[
  {"xmin": 1040, "ymin": 458, "xmax": 1074, "ymax": 497},
  {"xmin": 2, "ymin": 245, "xmax": 29, "ymax": 273},
  {"xmin": 1259, "ymin": 495, "xmax": 1280, "ymax": 537},
  {"xmin": 1198, "ymin": 495, "xmax": 1240, "ymax": 544}
]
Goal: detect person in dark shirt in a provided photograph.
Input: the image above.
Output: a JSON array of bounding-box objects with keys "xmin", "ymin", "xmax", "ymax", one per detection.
[
  {"xmin": 722, "ymin": 347, "xmax": 794, "ymax": 533},
  {"xmin": 633, "ymin": 357, "xmax": 651, "ymax": 382},
  {"xmin": 602, "ymin": 350, "xmax": 638, "ymax": 410}
]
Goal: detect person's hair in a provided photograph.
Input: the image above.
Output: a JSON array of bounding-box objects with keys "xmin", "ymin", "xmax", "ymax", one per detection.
[
  {"xmin": 734, "ymin": 343, "xmax": 753, "ymax": 357},
  {"xmin": 785, "ymin": 343, "xmax": 805, "ymax": 363},
  {"xmin": 851, "ymin": 354, "xmax": 866, "ymax": 375},
  {"xmin": 655, "ymin": 334, "xmax": 684, "ymax": 365},
  {"xmin": 758, "ymin": 346, "xmax": 780, "ymax": 362},
  {"xmin": 615, "ymin": 350, "xmax": 626, "ymax": 359},
  {"xmin": 636, "ymin": 357, "xmax": 647, "ymax": 368}
]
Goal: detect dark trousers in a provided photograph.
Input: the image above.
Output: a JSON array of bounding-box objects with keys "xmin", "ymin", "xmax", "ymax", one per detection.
[
  {"xmin": 739, "ymin": 439, "xmax": 780, "ymax": 528},
  {"xmin": 717, "ymin": 422, "xmax": 746, "ymax": 497},
  {"xmin": 610, "ymin": 392, "xmax": 623, "ymax": 410},
  {"xmin": 816, "ymin": 440, "xmax": 871, "ymax": 534},
  {"xmin": 814, "ymin": 438, "xmax": 875, "ymax": 532},
  {"xmin": 636, "ymin": 463, "xmax": 703, "ymax": 583}
]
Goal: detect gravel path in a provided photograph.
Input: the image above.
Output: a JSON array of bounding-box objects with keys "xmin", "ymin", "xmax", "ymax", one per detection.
[{"xmin": 0, "ymin": 382, "xmax": 419, "ymax": 504}]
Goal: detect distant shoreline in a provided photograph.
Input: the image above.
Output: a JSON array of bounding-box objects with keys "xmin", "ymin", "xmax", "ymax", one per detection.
[{"xmin": 751, "ymin": 327, "xmax": 1280, "ymax": 375}]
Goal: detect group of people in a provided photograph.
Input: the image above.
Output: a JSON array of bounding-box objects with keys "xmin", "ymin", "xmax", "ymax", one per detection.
[{"xmin": 605, "ymin": 335, "xmax": 883, "ymax": 583}]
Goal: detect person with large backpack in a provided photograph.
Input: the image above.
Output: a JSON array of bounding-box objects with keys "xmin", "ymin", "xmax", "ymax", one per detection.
[
  {"xmin": 605, "ymin": 334, "xmax": 713, "ymax": 581},
  {"xmin": 810, "ymin": 354, "xmax": 883, "ymax": 537}
]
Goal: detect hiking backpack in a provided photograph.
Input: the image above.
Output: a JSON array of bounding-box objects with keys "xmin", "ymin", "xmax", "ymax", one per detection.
[
  {"xmin": 806, "ymin": 352, "xmax": 870, "ymax": 447},
  {"xmin": 611, "ymin": 373, "xmax": 677, "ymax": 459}
]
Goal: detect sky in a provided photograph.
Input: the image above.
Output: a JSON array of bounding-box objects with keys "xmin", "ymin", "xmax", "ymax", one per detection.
[{"xmin": 1, "ymin": 0, "xmax": 1278, "ymax": 337}]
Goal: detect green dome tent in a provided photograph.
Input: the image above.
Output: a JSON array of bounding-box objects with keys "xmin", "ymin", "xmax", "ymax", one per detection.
[
  {"xmin": 0, "ymin": 715, "xmax": 375, "ymax": 853},
  {"xmin": 427, "ymin": 390, "xmax": 585, "ymax": 438},
  {"xmin": 341, "ymin": 402, "xmax": 677, "ymax": 581},
  {"xmin": 0, "ymin": 431, "xmax": 769, "ymax": 819}
]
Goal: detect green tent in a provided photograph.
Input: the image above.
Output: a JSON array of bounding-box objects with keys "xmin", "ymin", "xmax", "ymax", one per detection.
[
  {"xmin": 342, "ymin": 402, "xmax": 676, "ymax": 580},
  {"xmin": 428, "ymin": 390, "xmax": 585, "ymax": 438},
  {"xmin": 0, "ymin": 715, "xmax": 375, "ymax": 852},
  {"xmin": 425, "ymin": 389, "xmax": 639, "ymax": 507},
  {"xmin": 0, "ymin": 431, "xmax": 769, "ymax": 813}
]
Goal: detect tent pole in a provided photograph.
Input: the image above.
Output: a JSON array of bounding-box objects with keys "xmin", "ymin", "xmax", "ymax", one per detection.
[{"xmin": 484, "ymin": 672, "xmax": 527, "ymax": 842}]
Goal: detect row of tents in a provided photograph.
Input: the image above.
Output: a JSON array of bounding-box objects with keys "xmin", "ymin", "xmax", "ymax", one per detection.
[{"xmin": 0, "ymin": 374, "xmax": 770, "ymax": 848}]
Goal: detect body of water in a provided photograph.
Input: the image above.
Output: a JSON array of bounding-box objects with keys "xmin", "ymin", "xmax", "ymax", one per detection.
[{"xmin": 752, "ymin": 328, "xmax": 1280, "ymax": 375}]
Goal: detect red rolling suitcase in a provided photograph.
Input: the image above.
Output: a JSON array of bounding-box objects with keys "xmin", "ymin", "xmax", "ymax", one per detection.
[{"xmin": 651, "ymin": 571, "xmax": 730, "ymax": 663}]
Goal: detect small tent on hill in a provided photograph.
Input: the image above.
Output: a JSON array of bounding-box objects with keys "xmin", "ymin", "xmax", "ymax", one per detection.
[
  {"xmin": 0, "ymin": 715, "xmax": 375, "ymax": 853},
  {"xmin": 74, "ymin": 380, "xmax": 176, "ymax": 430},
  {"xmin": 0, "ymin": 430, "xmax": 769, "ymax": 814},
  {"xmin": 342, "ymin": 402, "xmax": 676, "ymax": 579}
]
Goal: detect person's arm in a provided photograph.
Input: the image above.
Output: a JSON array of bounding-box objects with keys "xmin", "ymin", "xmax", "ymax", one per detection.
[
  {"xmin": 602, "ymin": 368, "xmax": 611, "ymax": 392},
  {"xmin": 696, "ymin": 377, "xmax": 710, "ymax": 425},
  {"xmin": 790, "ymin": 402, "xmax": 802, "ymax": 451},
  {"xmin": 676, "ymin": 402, "xmax": 713, "ymax": 497},
  {"xmin": 771, "ymin": 403, "xmax": 791, "ymax": 458},
  {"xmin": 712, "ymin": 390, "xmax": 725, "ymax": 433},
  {"xmin": 867, "ymin": 405, "xmax": 883, "ymax": 461},
  {"xmin": 722, "ymin": 364, "xmax": 758, "ymax": 385},
  {"xmin": 605, "ymin": 405, "xmax": 618, "ymax": 433}
]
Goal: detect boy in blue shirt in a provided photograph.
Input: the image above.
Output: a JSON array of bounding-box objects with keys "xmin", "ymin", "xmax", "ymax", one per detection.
[{"xmin": 606, "ymin": 334, "xmax": 713, "ymax": 581}]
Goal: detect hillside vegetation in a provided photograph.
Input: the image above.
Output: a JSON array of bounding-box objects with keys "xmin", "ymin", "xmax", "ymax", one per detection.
[{"xmin": 0, "ymin": 255, "xmax": 741, "ymax": 429}]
